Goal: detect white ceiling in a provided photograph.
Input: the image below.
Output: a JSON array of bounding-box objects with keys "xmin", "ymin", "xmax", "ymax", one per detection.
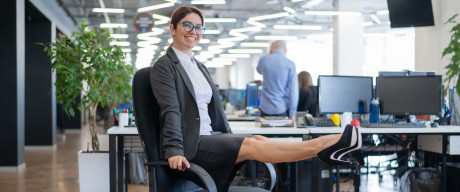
[{"xmin": 57, "ymin": 0, "xmax": 391, "ymax": 68}]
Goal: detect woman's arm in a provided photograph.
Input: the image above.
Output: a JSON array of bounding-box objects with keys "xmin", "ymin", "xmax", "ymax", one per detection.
[{"xmin": 150, "ymin": 61, "xmax": 184, "ymax": 159}]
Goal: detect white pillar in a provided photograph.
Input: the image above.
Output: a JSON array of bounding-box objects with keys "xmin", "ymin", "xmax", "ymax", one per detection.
[{"xmin": 333, "ymin": 0, "xmax": 364, "ymax": 76}]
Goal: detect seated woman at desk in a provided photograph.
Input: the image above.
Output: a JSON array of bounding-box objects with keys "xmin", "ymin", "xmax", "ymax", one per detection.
[
  {"xmin": 150, "ymin": 5, "xmax": 362, "ymax": 191},
  {"xmin": 297, "ymin": 71, "xmax": 318, "ymax": 116}
]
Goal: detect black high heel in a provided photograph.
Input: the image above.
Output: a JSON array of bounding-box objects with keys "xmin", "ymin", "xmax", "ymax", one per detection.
[{"xmin": 317, "ymin": 124, "xmax": 361, "ymax": 165}]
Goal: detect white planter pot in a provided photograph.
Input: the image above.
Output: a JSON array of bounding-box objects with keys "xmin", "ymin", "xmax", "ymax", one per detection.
[{"xmin": 78, "ymin": 150, "xmax": 110, "ymax": 192}]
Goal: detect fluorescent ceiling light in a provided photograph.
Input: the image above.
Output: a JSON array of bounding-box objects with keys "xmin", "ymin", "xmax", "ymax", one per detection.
[
  {"xmin": 230, "ymin": 27, "xmax": 262, "ymax": 33},
  {"xmin": 199, "ymin": 39, "xmax": 211, "ymax": 44},
  {"xmin": 205, "ymin": 18, "xmax": 237, "ymax": 23},
  {"xmin": 153, "ymin": 14, "xmax": 170, "ymax": 25},
  {"xmin": 212, "ymin": 57, "xmax": 237, "ymax": 62},
  {"xmin": 122, "ymin": 48, "xmax": 132, "ymax": 53},
  {"xmin": 220, "ymin": 54, "xmax": 250, "ymax": 58},
  {"xmin": 191, "ymin": 0, "xmax": 226, "ymax": 4},
  {"xmin": 304, "ymin": 0, "xmax": 324, "ymax": 8},
  {"xmin": 283, "ymin": 7, "xmax": 295, "ymax": 14},
  {"xmin": 168, "ymin": 38, "xmax": 173, "ymax": 43},
  {"xmin": 304, "ymin": 11, "xmax": 362, "ymax": 16},
  {"xmin": 205, "ymin": 30, "xmax": 221, "ymax": 34},
  {"xmin": 137, "ymin": 3, "xmax": 174, "ymax": 12},
  {"xmin": 377, "ymin": 10, "xmax": 389, "ymax": 15},
  {"xmin": 370, "ymin": 15, "xmax": 381, "ymax": 24},
  {"xmin": 192, "ymin": 46, "xmax": 202, "ymax": 51},
  {"xmin": 240, "ymin": 42, "xmax": 270, "ymax": 47},
  {"xmin": 273, "ymin": 25, "xmax": 322, "ymax": 30},
  {"xmin": 100, "ymin": 23, "xmax": 128, "ymax": 28},
  {"xmin": 291, "ymin": 0, "xmax": 305, "ymax": 2},
  {"xmin": 363, "ymin": 22, "xmax": 373, "ymax": 27},
  {"xmin": 248, "ymin": 12, "xmax": 289, "ymax": 21},
  {"xmin": 254, "ymin": 36, "xmax": 298, "ymax": 40},
  {"xmin": 247, "ymin": 20, "xmax": 266, "ymax": 28},
  {"xmin": 93, "ymin": 8, "xmax": 125, "ymax": 13},
  {"xmin": 228, "ymin": 49, "xmax": 263, "ymax": 54},
  {"xmin": 111, "ymin": 34, "xmax": 129, "ymax": 39},
  {"xmin": 163, "ymin": 46, "xmax": 169, "ymax": 50},
  {"xmin": 110, "ymin": 41, "xmax": 130, "ymax": 46}
]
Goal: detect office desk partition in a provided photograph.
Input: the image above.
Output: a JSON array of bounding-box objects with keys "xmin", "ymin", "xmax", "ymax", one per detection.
[{"xmin": 108, "ymin": 125, "xmax": 460, "ymax": 192}]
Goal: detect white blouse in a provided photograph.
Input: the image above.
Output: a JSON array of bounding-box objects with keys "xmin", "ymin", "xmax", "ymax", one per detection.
[{"xmin": 171, "ymin": 47, "xmax": 213, "ymax": 135}]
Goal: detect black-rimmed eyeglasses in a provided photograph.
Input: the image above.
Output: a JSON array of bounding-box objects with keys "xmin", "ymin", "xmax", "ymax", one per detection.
[{"xmin": 178, "ymin": 21, "xmax": 205, "ymax": 35}]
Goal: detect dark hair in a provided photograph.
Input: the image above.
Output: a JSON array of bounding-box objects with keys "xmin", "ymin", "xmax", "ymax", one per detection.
[
  {"xmin": 298, "ymin": 71, "xmax": 313, "ymax": 92},
  {"xmin": 170, "ymin": 5, "xmax": 204, "ymax": 30}
]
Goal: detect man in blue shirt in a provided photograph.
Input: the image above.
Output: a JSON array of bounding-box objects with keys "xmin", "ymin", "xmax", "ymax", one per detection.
[{"xmin": 256, "ymin": 40, "xmax": 299, "ymax": 120}]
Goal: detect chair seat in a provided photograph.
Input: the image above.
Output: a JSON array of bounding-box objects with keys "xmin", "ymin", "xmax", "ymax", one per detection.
[{"xmin": 229, "ymin": 186, "xmax": 270, "ymax": 192}]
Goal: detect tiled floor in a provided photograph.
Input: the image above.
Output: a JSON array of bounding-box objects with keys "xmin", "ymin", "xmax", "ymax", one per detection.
[{"xmin": 0, "ymin": 124, "xmax": 400, "ymax": 192}]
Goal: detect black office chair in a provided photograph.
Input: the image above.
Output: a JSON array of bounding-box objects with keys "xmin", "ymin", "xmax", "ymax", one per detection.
[{"xmin": 132, "ymin": 67, "xmax": 276, "ymax": 192}]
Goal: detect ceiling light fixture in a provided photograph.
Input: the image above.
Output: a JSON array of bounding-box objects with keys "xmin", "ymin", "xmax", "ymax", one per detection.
[
  {"xmin": 228, "ymin": 49, "xmax": 263, "ymax": 54},
  {"xmin": 304, "ymin": 0, "xmax": 324, "ymax": 8},
  {"xmin": 304, "ymin": 11, "xmax": 362, "ymax": 16},
  {"xmin": 273, "ymin": 25, "xmax": 322, "ymax": 30},
  {"xmin": 110, "ymin": 41, "xmax": 130, "ymax": 46},
  {"xmin": 254, "ymin": 36, "xmax": 298, "ymax": 40},
  {"xmin": 220, "ymin": 54, "xmax": 251, "ymax": 58},
  {"xmin": 153, "ymin": 14, "xmax": 170, "ymax": 25},
  {"xmin": 92, "ymin": 8, "xmax": 125, "ymax": 13},
  {"xmin": 376, "ymin": 10, "xmax": 389, "ymax": 15},
  {"xmin": 283, "ymin": 7, "xmax": 296, "ymax": 14},
  {"xmin": 362, "ymin": 22, "xmax": 373, "ymax": 27},
  {"xmin": 248, "ymin": 12, "xmax": 290, "ymax": 21},
  {"xmin": 137, "ymin": 3, "xmax": 175, "ymax": 12},
  {"xmin": 205, "ymin": 30, "xmax": 221, "ymax": 34},
  {"xmin": 111, "ymin": 34, "xmax": 129, "ymax": 39},
  {"xmin": 370, "ymin": 14, "xmax": 381, "ymax": 24},
  {"xmin": 122, "ymin": 48, "xmax": 132, "ymax": 53},
  {"xmin": 240, "ymin": 42, "xmax": 270, "ymax": 47},
  {"xmin": 291, "ymin": 0, "xmax": 305, "ymax": 2},
  {"xmin": 191, "ymin": 0, "xmax": 226, "ymax": 4},
  {"xmin": 205, "ymin": 18, "xmax": 237, "ymax": 23},
  {"xmin": 100, "ymin": 23, "xmax": 127, "ymax": 28},
  {"xmin": 199, "ymin": 39, "xmax": 211, "ymax": 44}
]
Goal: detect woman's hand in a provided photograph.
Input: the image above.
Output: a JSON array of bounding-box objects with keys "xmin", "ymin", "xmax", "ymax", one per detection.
[{"xmin": 168, "ymin": 155, "xmax": 190, "ymax": 171}]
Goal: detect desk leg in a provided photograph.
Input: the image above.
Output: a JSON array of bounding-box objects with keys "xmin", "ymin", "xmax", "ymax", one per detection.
[
  {"xmin": 118, "ymin": 136, "xmax": 124, "ymax": 192},
  {"xmin": 442, "ymin": 134, "xmax": 447, "ymax": 192},
  {"xmin": 110, "ymin": 134, "xmax": 116, "ymax": 192},
  {"xmin": 336, "ymin": 165, "xmax": 340, "ymax": 192}
]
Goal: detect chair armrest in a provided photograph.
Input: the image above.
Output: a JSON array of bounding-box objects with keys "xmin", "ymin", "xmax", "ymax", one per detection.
[
  {"xmin": 145, "ymin": 161, "xmax": 217, "ymax": 192},
  {"xmin": 261, "ymin": 162, "xmax": 276, "ymax": 191}
]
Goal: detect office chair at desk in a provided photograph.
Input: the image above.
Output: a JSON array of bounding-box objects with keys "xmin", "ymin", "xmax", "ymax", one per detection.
[{"xmin": 132, "ymin": 67, "xmax": 276, "ymax": 192}]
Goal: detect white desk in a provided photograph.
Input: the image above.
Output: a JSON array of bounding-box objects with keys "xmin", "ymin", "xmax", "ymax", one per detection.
[{"xmin": 108, "ymin": 125, "xmax": 460, "ymax": 192}]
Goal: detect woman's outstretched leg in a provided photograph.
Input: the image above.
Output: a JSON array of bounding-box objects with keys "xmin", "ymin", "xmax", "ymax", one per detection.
[{"xmin": 235, "ymin": 134, "xmax": 341, "ymax": 164}]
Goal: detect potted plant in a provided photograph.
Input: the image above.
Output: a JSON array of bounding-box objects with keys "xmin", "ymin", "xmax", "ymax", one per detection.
[
  {"xmin": 42, "ymin": 22, "xmax": 133, "ymax": 191},
  {"xmin": 442, "ymin": 13, "xmax": 460, "ymax": 125},
  {"xmin": 443, "ymin": 14, "xmax": 460, "ymax": 96}
]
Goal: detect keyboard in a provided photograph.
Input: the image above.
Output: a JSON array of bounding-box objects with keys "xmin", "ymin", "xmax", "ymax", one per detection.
[
  {"xmin": 264, "ymin": 116, "xmax": 286, "ymax": 120},
  {"xmin": 361, "ymin": 122, "xmax": 427, "ymax": 128},
  {"xmin": 313, "ymin": 118, "xmax": 336, "ymax": 127}
]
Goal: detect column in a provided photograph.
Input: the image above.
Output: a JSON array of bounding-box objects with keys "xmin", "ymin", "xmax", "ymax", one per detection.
[{"xmin": 0, "ymin": 0, "xmax": 26, "ymax": 171}]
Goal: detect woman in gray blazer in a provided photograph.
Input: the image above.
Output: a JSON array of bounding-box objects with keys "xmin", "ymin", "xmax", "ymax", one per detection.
[{"xmin": 150, "ymin": 5, "xmax": 362, "ymax": 191}]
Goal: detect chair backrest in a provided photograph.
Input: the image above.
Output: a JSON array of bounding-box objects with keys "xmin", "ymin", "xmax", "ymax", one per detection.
[
  {"xmin": 132, "ymin": 67, "xmax": 172, "ymax": 191},
  {"xmin": 133, "ymin": 67, "xmax": 205, "ymax": 192}
]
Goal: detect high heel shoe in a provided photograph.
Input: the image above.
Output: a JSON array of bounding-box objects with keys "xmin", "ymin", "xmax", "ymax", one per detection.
[{"xmin": 317, "ymin": 124, "xmax": 362, "ymax": 165}]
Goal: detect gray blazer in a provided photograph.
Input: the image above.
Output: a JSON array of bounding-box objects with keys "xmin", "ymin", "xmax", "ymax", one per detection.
[{"xmin": 150, "ymin": 47, "xmax": 232, "ymax": 160}]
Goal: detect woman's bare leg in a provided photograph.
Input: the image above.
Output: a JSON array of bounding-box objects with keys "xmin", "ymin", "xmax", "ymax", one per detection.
[{"xmin": 235, "ymin": 134, "xmax": 341, "ymax": 164}]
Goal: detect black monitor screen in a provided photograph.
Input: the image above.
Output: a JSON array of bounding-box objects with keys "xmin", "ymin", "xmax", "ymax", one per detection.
[
  {"xmin": 376, "ymin": 76, "xmax": 442, "ymax": 115},
  {"xmin": 228, "ymin": 89, "xmax": 245, "ymax": 108},
  {"xmin": 318, "ymin": 76, "xmax": 373, "ymax": 114},
  {"xmin": 246, "ymin": 83, "xmax": 259, "ymax": 109},
  {"xmin": 387, "ymin": 0, "xmax": 434, "ymax": 28}
]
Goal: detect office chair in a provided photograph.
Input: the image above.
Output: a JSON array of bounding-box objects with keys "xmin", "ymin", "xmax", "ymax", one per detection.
[{"xmin": 132, "ymin": 67, "xmax": 276, "ymax": 192}]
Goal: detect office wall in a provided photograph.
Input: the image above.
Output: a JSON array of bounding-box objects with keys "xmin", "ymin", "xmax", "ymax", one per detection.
[
  {"xmin": 25, "ymin": 14, "xmax": 54, "ymax": 146},
  {"xmin": 0, "ymin": 0, "xmax": 25, "ymax": 169}
]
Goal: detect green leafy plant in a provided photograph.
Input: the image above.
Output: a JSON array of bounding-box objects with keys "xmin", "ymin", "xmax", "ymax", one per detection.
[
  {"xmin": 443, "ymin": 14, "xmax": 460, "ymax": 97},
  {"xmin": 41, "ymin": 22, "xmax": 134, "ymax": 152}
]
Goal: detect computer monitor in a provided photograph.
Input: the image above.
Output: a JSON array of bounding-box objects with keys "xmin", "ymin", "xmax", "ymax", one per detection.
[
  {"xmin": 228, "ymin": 89, "xmax": 245, "ymax": 109},
  {"xmin": 376, "ymin": 76, "xmax": 442, "ymax": 115},
  {"xmin": 387, "ymin": 0, "xmax": 434, "ymax": 28},
  {"xmin": 245, "ymin": 83, "xmax": 259, "ymax": 109},
  {"xmin": 318, "ymin": 75, "xmax": 373, "ymax": 114}
]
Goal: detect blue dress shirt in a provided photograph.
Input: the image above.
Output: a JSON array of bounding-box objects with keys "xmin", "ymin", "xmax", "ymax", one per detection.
[{"xmin": 257, "ymin": 50, "xmax": 299, "ymax": 117}]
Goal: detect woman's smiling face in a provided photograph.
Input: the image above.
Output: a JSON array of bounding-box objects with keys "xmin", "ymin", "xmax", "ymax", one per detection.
[{"xmin": 170, "ymin": 12, "xmax": 202, "ymax": 55}]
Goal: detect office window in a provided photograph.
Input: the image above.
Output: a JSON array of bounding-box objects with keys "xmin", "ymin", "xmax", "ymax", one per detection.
[
  {"xmin": 363, "ymin": 28, "xmax": 415, "ymax": 77},
  {"xmin": 286, "ymin": 37, "xmax": 333, "ymax": 85}
]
